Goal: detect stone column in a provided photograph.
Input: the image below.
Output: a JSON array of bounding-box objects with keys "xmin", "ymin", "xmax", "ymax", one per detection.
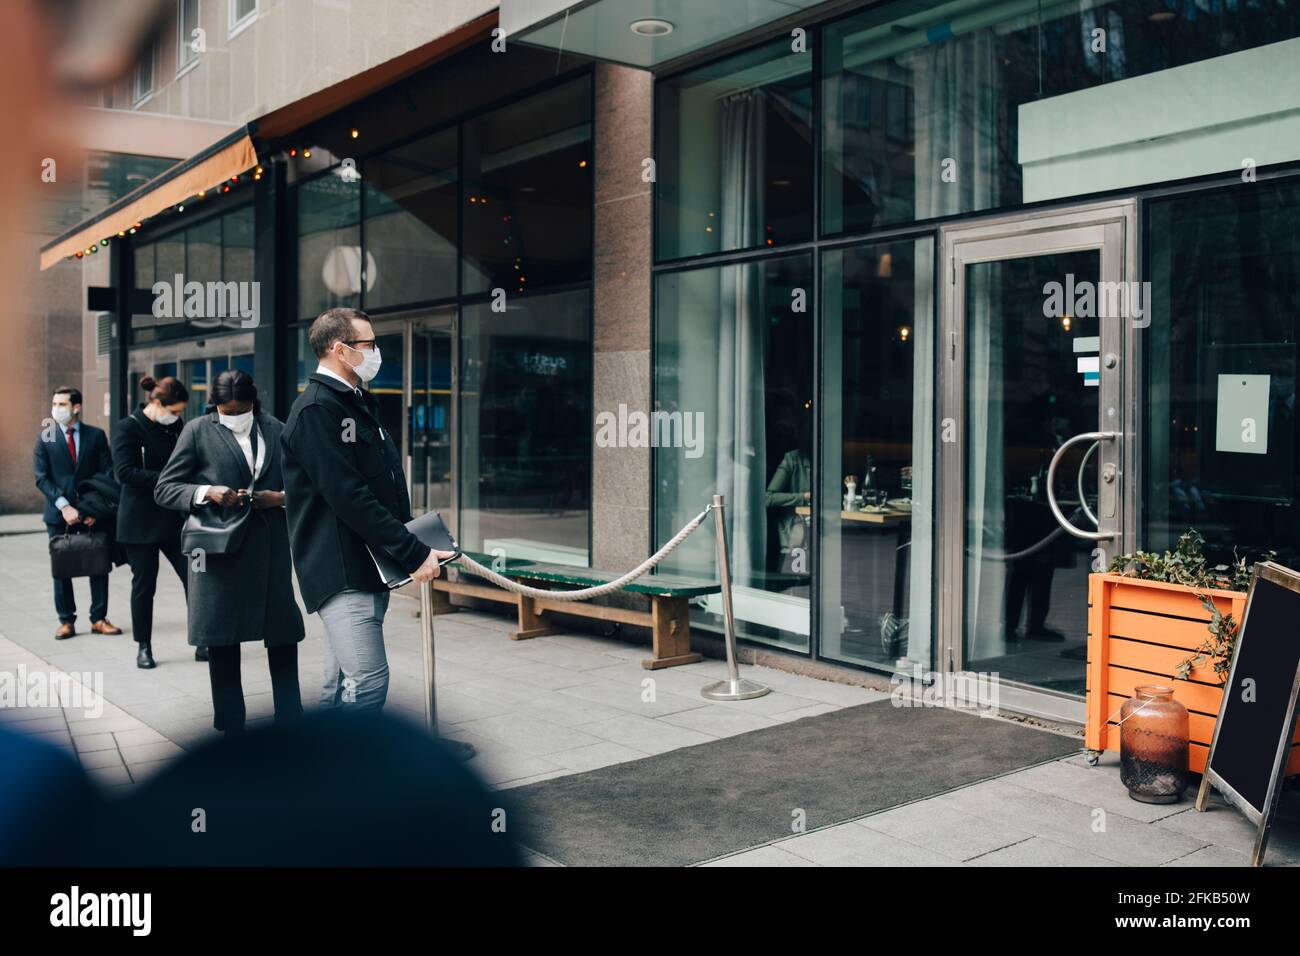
[{"xmin": 590, "ymin": 63, "xmax": 653, "ymax": 573}]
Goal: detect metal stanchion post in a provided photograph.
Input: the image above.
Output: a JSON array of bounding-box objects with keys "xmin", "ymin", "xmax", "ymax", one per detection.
[
  {"xmin": 702, "ymin": 494, "xmax": 770, "ymax": 701},
  {"xmin": 420, "ymin": 579, "xmax": 476, "ymax": 760}
]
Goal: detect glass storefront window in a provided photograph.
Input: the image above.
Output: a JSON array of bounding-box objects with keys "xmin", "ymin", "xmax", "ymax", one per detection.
[
  {"xmin": 655, "ymin": 254, "xmax": 814, "ymax": 652},
  {"xmin": 460, "ymin": 289, "xmax": 591, "ymax": 563},
  {"xmin": 222, "ymin": 204, "xmax": 255, "ymax": 287},
  {"xmin": 820, "ymin": 0, "xmax": 1300, "ymax": 236},
  {"xmin": 296, "ymin": 172, "xmax": 362, "ymax": 318},
  {"xmin": 657, "ymin": 36, "xmax": 813, "ymax": 262},
  {"xmin": 460, "ymin": 287, "xmax": 592, "ymax": 564},
  {"xmin": 131, "ymin": 205, "xmax": 255, "ymax": 343},
  {"xmin": 1145, "ymin": 181, "xmax": 1300, "ymax": 570},
  {"xmin": 127, "ymin": 336, "xmax": 255, "ymax": 420},
  {"xmin": 461, "ymin": 76, "xmax": 593, "ymax": 296},
  {"xmin": 364, "ymin": 127, "xmax": 459, "ymax": 308},
  {"xmin": 820, "ymin": 238, "xmax": 934, "ymax": 670}
]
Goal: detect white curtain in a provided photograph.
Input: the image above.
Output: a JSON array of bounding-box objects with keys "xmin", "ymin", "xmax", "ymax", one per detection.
[
  {"xmin": 716, "ymin": 91, "xmax": 769, "ymax": 587},
  {"xmin": 911, "ymin": 33, "xmax": 1005, "ymax": 660}
]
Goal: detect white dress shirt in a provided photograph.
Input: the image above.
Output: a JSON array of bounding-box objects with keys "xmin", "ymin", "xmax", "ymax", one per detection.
[
  {"xmin": 194, "ymin": 424, "xmax": 266, "ymax": 506},
  {"xmin": 315, "ymin": 364, "xmax": 362, "ymax": 397}
]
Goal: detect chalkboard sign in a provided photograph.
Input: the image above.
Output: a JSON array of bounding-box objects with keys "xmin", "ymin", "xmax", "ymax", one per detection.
[{"xmin": 1195, "ymin": 562, "xmax": 1300, "ymax": 866}]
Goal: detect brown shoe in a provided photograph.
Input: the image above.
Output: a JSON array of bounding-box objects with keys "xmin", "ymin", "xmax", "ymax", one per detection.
[
  {"xmin": 91, "ymin": 619, "xmax": 123, "ymax": 635},
  {"xmin": 54, "ymin": 622, "xmax": 75, "ymax": 640}
]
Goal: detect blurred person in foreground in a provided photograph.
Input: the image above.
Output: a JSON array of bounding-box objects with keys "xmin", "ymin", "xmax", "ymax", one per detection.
[{"xmin": 105, "ymin": 710, "xmax": 519, "ymax": 866}]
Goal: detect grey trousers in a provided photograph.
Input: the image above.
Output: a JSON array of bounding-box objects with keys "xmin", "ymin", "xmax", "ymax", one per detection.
[{"xmin": 317, "ymin": 588, "xmax": 391, "ymax": 712}]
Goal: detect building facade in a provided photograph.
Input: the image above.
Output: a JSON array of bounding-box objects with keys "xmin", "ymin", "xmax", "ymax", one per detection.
[{"xmin": 44, "ymin": 0, "xmax": 1300, "ymax": 722}]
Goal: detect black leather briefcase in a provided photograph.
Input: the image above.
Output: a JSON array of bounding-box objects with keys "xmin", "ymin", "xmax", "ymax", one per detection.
[{"xmin": 49, "ymin": 528, "xmax": 113, "ymax": 579}]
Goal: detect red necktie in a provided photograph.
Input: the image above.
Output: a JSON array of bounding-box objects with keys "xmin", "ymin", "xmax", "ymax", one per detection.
[{"xmin": 66, "ymin": 428, "xmax": 77, "ymax": 467}]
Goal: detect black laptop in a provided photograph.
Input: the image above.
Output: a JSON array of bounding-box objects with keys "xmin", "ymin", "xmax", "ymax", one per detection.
[{"xmin": 367, "ymin": 511, "xmax": 461, "ymax": 589}]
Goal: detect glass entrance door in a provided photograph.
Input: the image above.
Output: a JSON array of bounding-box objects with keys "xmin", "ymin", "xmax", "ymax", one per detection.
[
  {"xmin": 939, "ymin": 202, "xmax": 1136, "ymax": 720},
  {"xmin": 371, "ymin": 308, "xmax": 458, "ymax": 530},
  {"xmin": 410, "ymin": 314, "xmax": 455, "ymax": 523}
]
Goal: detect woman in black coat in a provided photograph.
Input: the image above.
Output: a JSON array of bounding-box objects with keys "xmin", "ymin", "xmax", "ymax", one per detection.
[
  {"xmin": 112, "ymin": 376, "xmax": 191, "ymax": 670},
  {"xmin": 154, "ymin": 369, "xmax": 305, "ymax": 734}
]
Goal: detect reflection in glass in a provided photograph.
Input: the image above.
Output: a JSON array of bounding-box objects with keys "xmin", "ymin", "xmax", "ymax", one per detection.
[
  {"xmin": 1146, "ymin": 182, "xmax": 1299, "ymax": 569},
  {"xmin": 297, "ymin": 173, "xmax": 361, "ymax": 318},
  {"xmin": 657, "ymin": 36, "xmax": 813, "ymax": 261},
  {"xmin": 365, "ymin": 128, "xmax": 458, "ymax": 308},
  {"xmin": 127, "ymin": 336, "xmax": 255, "ymax": 422},
  {"xmin": 222, "ymin": 204, "xmax": 255, "ymax": 286},
  {"xmin": 131, "ymin": 205, "xmax": 254, "ymax": 343},
  {"xmin": 964, "ymin": 251, "xmax": 1099, "ymax": 694},
  {"xmin": 655, "ymin": 255, "xmax": 814, "ymax": 652},
  {"xmin": 820, "ymin": 0, "xmax": 1300, "ymax": 235},
  {"xmin": 411, "ymin": 322, "xmax": 454, "ymax": 518},
  {"xmin": 460, "ymin": 290, "xmax": 591, "ymax": 563},
  {"xmin": 462, "ymin": 77, "xmax": 592, "ymax": 295},
  {"xmin": 821, "ymin": 238, "xmax": 933, "ymax": 670}
]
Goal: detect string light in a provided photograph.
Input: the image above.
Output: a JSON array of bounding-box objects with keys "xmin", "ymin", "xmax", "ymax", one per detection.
[{"xmin": 351, "ymin": 128, "xmax": 359, "ymax": 139}]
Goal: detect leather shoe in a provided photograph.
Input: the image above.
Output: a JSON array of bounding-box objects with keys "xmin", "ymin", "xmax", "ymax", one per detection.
[
  {"xmin": 54, "ymin": 622, "xmax": 75, "ymax": 640},
  {"xmin": 91, "ymin": 619, "xmax": 124, "ymax": 635},
  {"xmin": 136, "ymin": 643, "xmax": 156, "ymax": 669},
  {"xmin": 195, "ymin": 646, "xmax": 209, "ymax": 662}
]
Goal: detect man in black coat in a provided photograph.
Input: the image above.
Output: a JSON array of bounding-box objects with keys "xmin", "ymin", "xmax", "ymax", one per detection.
[
  {"xmin": 281, "ymin": 308, "xmax": 451, "ymax": 713},
  {"xmin": 33, "ymin": 386, "xmax": 122, "ymax": 639}
]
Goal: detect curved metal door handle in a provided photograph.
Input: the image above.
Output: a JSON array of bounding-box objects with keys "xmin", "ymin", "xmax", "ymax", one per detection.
[{"xmin": 1046, "ymin": 431, "xmax": 1121, "ymax": 540}]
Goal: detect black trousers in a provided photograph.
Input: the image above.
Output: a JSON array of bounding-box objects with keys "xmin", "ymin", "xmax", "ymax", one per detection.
[
  {"xmin": 122, "ymin": 541, "xmax": 188, "ymax": 646},
  {"xmin": 1005, "ymin": 558, "xmax": 1055, "ymax": 634},
  {"xmin": 46, "ymin": 523, "xmax": 108, "ymax": 625},
  {"xmin": 206, "ymin": 643, "xmax": 303, "ymax": 733}
]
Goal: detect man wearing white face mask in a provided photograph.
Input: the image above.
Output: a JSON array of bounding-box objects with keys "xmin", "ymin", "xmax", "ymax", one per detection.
[
  {"xmin": 34, "ymin": 386, "xmax": 121, "ymax": 640},
  {"xmin": 282, "ymin": 308, "xmax": 453, "ymax": 715}
]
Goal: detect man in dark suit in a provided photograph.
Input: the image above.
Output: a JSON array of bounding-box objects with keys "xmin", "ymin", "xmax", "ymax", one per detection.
[
  {"xmin": 281, "ymin": 309, "xmax": 451, "ymax": 713},
  {"xmin": 34, "ymin": 386, "xmax": 122, "ymax": 639}
]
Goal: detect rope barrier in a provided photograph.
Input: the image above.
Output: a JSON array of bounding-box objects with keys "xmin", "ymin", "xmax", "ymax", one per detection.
[{"xmin": 454, "ymin": 504, "xmax": 715, "ymax": 601}]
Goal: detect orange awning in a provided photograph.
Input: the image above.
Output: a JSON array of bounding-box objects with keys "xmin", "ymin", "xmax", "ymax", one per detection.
[{"xmin": 39, "ymin": 128, "xmax": 258, "ymax": 270}]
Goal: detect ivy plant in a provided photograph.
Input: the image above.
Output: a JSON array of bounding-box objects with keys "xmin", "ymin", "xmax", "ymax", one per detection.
[{"xmin": 1108, "ymin": 530, "xmax": 1272, "ymax": 685}]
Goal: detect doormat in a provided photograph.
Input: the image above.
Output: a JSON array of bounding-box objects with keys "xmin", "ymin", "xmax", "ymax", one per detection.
[{"xmin": 503, "ymin": 700, "xmax": 1078, "ymax": 866}]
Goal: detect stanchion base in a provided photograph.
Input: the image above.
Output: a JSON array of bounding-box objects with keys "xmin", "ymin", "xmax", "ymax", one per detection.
[
  {"xmin": 701, "ymin": 678, "xmax": 771, "ymax": 701},
  {"xmin": 440, "ymin": 738, "xmax": 477, "ymax": 761}
]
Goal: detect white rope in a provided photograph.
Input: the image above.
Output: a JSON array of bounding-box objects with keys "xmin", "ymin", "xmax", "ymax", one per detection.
[{"xmin": 455, "ymin": 505, "xmax": 714, "ymax": 602}]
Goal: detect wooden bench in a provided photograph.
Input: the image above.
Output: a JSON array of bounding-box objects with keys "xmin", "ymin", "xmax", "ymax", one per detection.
[{"xmin": 426, "ymin": 555, "xmax": 719, "ymax": 670}]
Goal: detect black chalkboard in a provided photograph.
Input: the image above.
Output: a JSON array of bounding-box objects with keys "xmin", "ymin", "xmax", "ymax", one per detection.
[{"xmin": 1197, "ymin": 562, "xmax": 1300, "ymax": 865}]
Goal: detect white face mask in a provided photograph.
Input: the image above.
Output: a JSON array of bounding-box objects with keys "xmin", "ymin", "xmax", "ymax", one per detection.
[
  {"xmin": 343, "ymin": 343, "xmax": 382, "ymax": 384},
  {"xmin": 218, "ymin": 410, "xmax": 254, "ymax": 434},
  {"xmin": 51, "ymin": 405, "xmax": 73, "ymax": 427},
  {"xmin": 156, "ymin": 410, "xmax": 180, "ymax": 426}
]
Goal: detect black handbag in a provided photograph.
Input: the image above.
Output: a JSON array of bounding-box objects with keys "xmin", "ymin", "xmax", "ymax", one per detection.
[
  {"xmin": 49, "ymin": 527, "xmax": 112, "ymax": 579},
  {"xmin": 180, "ymin": 425, "xmax": 257, "ymax": 556}
]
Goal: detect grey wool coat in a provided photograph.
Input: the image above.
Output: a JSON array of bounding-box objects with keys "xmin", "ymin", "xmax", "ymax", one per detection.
[{"xmin": 154, "ymin": 411, "xmax": 305, "ymax": 649}]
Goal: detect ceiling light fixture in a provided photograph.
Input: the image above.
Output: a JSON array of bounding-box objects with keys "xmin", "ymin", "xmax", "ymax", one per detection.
[{"xmin": 630, "ymin": 18, "xmax": 673, "ymax": 38}]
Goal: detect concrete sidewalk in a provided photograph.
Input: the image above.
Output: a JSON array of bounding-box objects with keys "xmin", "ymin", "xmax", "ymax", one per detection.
[{"xmin": 1, "ymin": 529, "xmax": 1294, "ymax": 866}]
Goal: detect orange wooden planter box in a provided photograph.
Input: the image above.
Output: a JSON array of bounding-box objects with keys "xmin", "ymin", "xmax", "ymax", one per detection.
[{"xmin": 1087, "ymin": 572, "xmax": 1300, "ymax": 775}]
